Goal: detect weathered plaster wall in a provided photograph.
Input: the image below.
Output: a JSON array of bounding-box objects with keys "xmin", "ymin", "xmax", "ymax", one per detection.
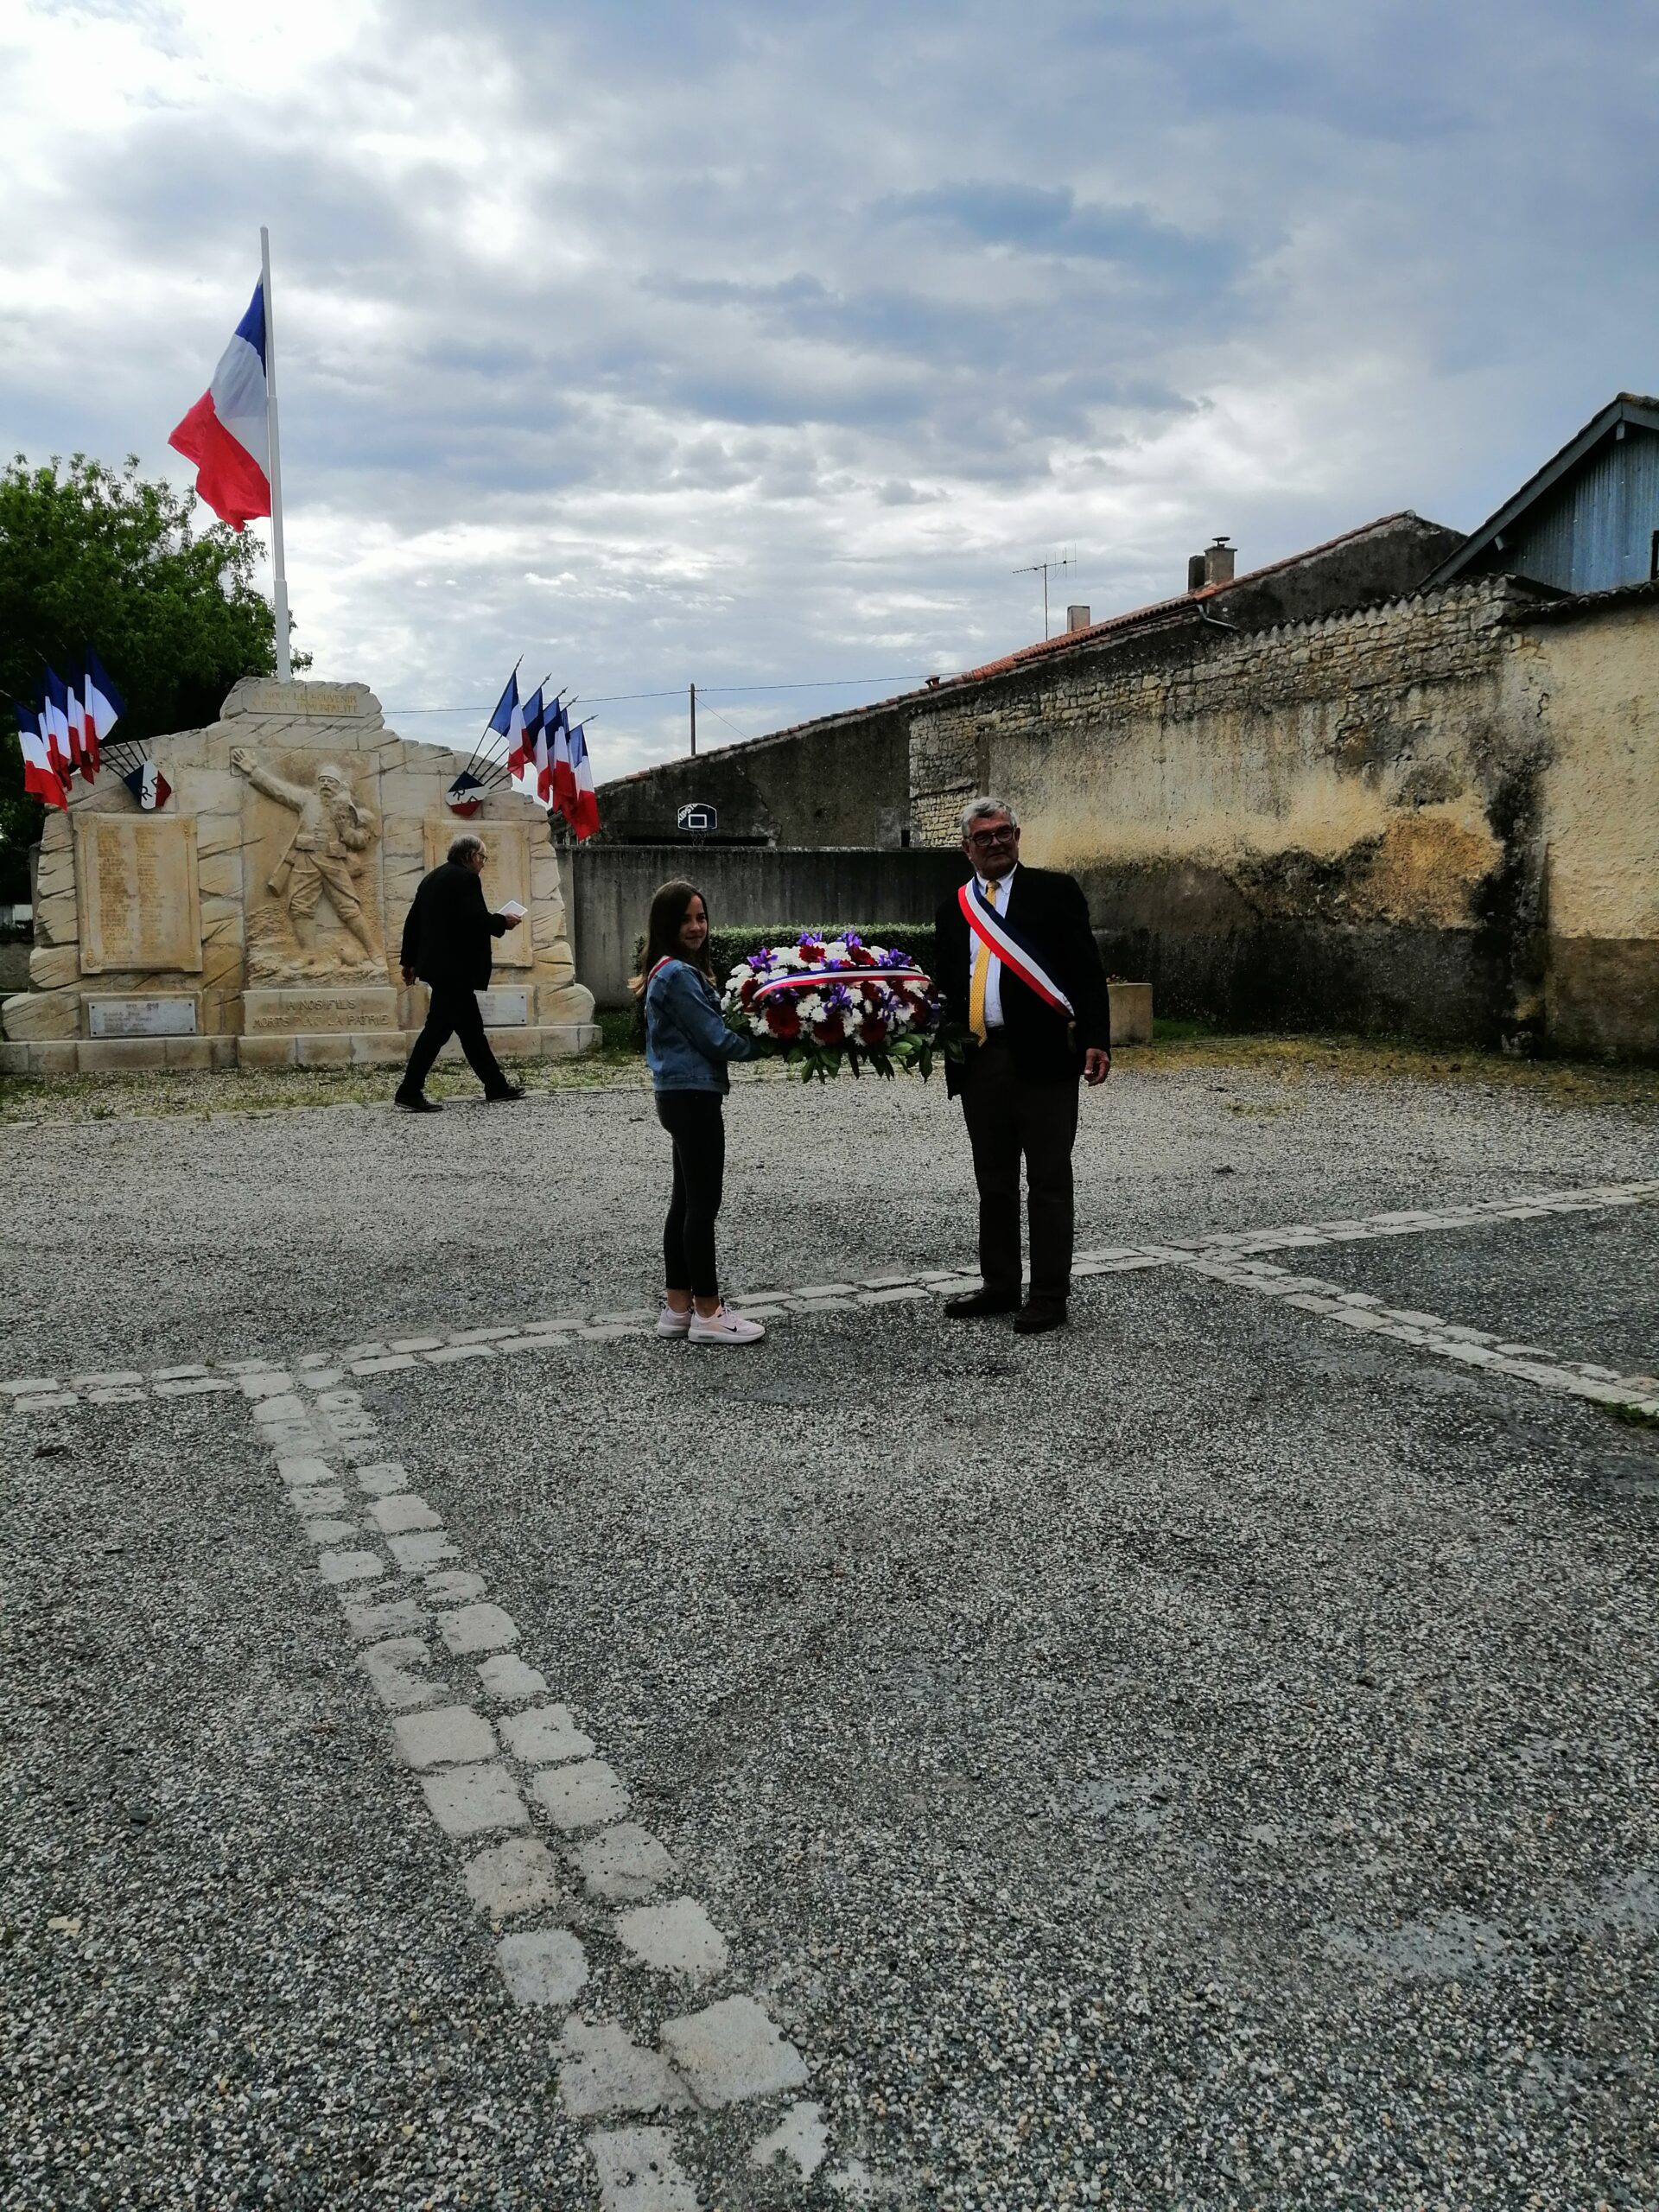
[
  {"xmin": 1518, "ymin": 606, "xmax": 1659, "ymax": 1056},
  {"xmin": 909, "ymin": 582, "xmax": 1564, "ymax": 1046}
]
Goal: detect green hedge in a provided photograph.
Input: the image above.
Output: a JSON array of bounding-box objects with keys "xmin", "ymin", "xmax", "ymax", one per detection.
[{"xmin": 632, "ymin": 922, "xmax": 942, "ymax": 991}]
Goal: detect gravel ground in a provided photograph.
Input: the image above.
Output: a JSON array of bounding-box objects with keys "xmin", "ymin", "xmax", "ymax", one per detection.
[
  {"xmin": 1, "ymin": 1060, "xmax": 1655, "ymax": 1380},
  {"xmin": 3, "ymin": 1065, "xmax": 1656, "ymax": 2209}
]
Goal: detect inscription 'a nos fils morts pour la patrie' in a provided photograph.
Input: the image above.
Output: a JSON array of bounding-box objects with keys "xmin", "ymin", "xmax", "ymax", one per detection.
[{"xmin": 74, "ymin": 816, "xmax": 202, "ymax": 976}]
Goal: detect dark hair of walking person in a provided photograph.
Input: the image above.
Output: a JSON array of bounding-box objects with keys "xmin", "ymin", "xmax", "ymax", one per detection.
[{"xmin": 632, "ymin": 880, "xmax": 765, "ymax": 1346}]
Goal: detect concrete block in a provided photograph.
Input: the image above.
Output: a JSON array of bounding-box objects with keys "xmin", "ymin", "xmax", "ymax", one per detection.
[
  {"xmin": 437, "ymin": 1602, "xmax": 518, "ymax": 1655},
  {"xmin": 366, "ymin": 1492, "xmax": 442, "ymax": 1535},
  {"xmin": 29, "ymin": 941, "xmax": 81, "ymax": 991},
  {"xmin": 163, "ymin": 1036, "xmax": 216, "ymax": 1069},
  {"xmin": 587, "ymin": 2128, "xmax": 698, "ymax": 2212},
  {"xmin": 77, "ymin": 1037, "xmax": 168, "ymax": 1072},
  {"xmin": 498, "ymin": 1703, "xmax": 594, "ymax": 1765},
  {"xmin": 497, "ymin": 1928, "xmax": 588, "ymax": 2007},
  {"xmin": 556, "ymin": 2018, "xmax": 690, "ymax": 2117},
  {"xmin": 317, "ymin": 1548, "xmax": 385, "ymax": 1586},
  {"xmin": 0, "ymin": 1042, "xmax": 28, "ymax": 1073},
  {"xmin": 389, "ymin": 1529, "xmax": 460, "ymax": 1573},
  {"xmin": 658, "ymin": 1993, "xmax": 809, "ymax": 2108},
  {"xmin": 420, "ymin": 1762, "xmax": 528, "ymax": 1838},
  {"xmin": 749, "ymin": 2101, "xmax": 830, "ymax": 2180},
  {"xmin": 392, "ymin": 1704, "xmax": 497, "ymax": 1769},
  {"xmin": 292, "ymin": 1033, "xmax": 355, "ymax": 1067},
  {"xmin": 237, "ymin": 1034, "xmax": 296, "ymax": 1069},
  {"xmin": 575, "ymin": 1823, "xmax": 676, "ymax": 1901},
  {"xmin": 341, "ymin": 1593, "xmax": 425, "ymax": 1640},
  {"xmin": 358, "ymin": 1636, "xmax": 441, "ymax": 1710},
  {"xmin": 424, "ymin": 1570, "xmax": 486, "ymax": 1604},
  {"xmin": 464, "ymin": 1834, "xmax": 561, "ymax": 1917},
  {"xmin": 614, "ymin": 1897, "xmax": 730, "ymax": 1984},
  {"xmin": 476, "ymin": 1653, "xmax": 550, "ymax": 1702},
  {"xmin": 530, "ymin": 1758, "xmax": 629, "ymax": 1832}
]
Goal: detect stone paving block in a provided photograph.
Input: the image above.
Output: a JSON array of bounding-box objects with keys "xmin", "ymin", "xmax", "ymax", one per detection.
[
  {"xmin": 659, "ymin": 1993, "xmax": 810, "ymax": 2108},
  {"xmin": 358, "ymin": 1637, "xmax": 441, "ymax": 1710},
  {"xmin": 341, "ymin": 1592, "xmax": 425, "ymax": 1639},
  {"xmin": 367, "ymin": 1493, "xmax": 442, "ymax": 1535},
  {"xmin": 304, "ymin": 1517, "xmax": 359, "ymax": 1545},
  {"xmin": 317, "ymin": 1548, "xmax": 385, "ymax": 1586},
  {"xmin": 476, "ymin": 1653, "xmax": 551, "ymax": 1702},
  {"xmin": 791, "ymin": 1297, "xmax": 862, "ymax": 1315},
  {"xmin": 791, "ymin": 1282, "xmax": 859, "ymax": 1299},
  {"xmin": 859, "ymin": 1287, "xmax": 927, "ymax": 1305},
  {"xmin": 615, "ymin": 1897, "xmax": 730, "ymax": 1982},
  {"xmin": 252, "ymin": 1395, "xmax": 308, "ymax": 1423},
  {"xmin": 389, "ymin": 1529, "xmax": 460, "ymax": 1573},
  {"xmin": 575, "ymin": 1823, "xmax": 676, "ymax": 1901},
  {"xmin": 496, "ymin": 1334, "xmax": 570, "ymax": 1355},
  {"xmin": 388, "ymin": 1335, "xmax": 445, "ymax": 1353},
  {"xmin": 155, "ymin": 1376, "xmax": 237, "ymax": 1398},
  {"xmin": 298, "ymin": 1368, "xmax": 346, "ymax": 1391},
  {"xmin": 464, "ymin": 1834, "xmax": 561, "ymax": 1916},
  {"xmin": 354, "ymin": 1461, "xmax": 412, "ymax": 1495},
  {"xmin": 288, "ymin": 1484, "xmax": 348, "ymax": 1516},
  {"xmin": 438, "ymin": 1602, "xmax": 518, "ymax": 1655},
  {"xmin": 352, "ymin": 1354, "xmax": 418, "ymax": 1376},
  {"xmin": 339, "ymin": 1340, "xmax": 389, "ymax": 1360},
  {"xmin": 426, "ymin": 1570, "xmax": 487, "ymax": 1604},
  {"xmin": 420, "ymin": 1762, "xmax": 528, "ymax": 1838},
  {"xmin": 588, "ymin": 2126, "xmax": 699, "ymax": 2211},
  {"xmin": 425, "ymin": 1343, "xmax": 498, "ymax": 1363},
  {"xmin": 531, "ymin": 1758, "xmax": 629, "ymax": 1831},
  {"xmin": 557, "ymin": 2017, "xmax": 691, "ymax": 2117},
  {"xmin": 497, "ymin": 1927, "xmax": 588, "ymax": 2007},
  {"xmin": 238, "ymin": 1372, "xmax": 293, "ymax": 1398},
  {"xmin": 499, "ymin": 1703, "xmax": 594, "ymax": 1765},
  {"xmin": 277, "ymin": 1456, "xmax": 335, "ymax": 1487},
  {"xmin": 70, "ymin": 1369, "xmax": 142, "ymax": 1389},
  {"xmin": 10, "ymin": 1392, "xmax": 79, "ymax": 1411},
  {"xmin": 152, "ymin": 1363, "xmax": 209, "ymax": 1382},
  {"xmin": 87, "ymin": 1385, "xmax": 146, "ymax": 1405},
  {"xmin": 750, "ymin": 2100, "xmax": 830, "ymax": 2180},
  {"xmin": 393, "ymin": 1704, "xmax": 497, "ymax": 1769}
]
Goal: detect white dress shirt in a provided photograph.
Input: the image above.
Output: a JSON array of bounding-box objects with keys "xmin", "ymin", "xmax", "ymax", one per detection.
[{"xmin": 969, "ymin": 862, "xmax": 1018, "ymax": 1030}]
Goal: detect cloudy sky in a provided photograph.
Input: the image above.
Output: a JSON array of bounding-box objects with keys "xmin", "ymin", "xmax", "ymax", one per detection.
[{"xmin": 3, "ymin": 0, "xmax": 1655, "ymax": 778}]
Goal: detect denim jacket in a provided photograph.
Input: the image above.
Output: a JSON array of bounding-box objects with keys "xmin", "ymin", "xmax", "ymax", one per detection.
[{"xmin": 645, "ymin": 958, "xmax": 760, "ymax": 1092}]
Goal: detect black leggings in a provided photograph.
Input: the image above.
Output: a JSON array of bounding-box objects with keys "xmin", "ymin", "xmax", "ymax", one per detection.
[{"xmin": 657, "ymin": 1090, "xmax": 726, "ymax": 1299}]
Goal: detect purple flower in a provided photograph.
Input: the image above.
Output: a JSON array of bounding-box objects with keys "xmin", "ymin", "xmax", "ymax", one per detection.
[
  {"xmin": 877, "ymin": 945, "xmax": 912, "ymax": 969},
  {"xmin": 842, "ymin": 931, "xmax": 864, "ymax": 949},
  {"xmin": 823, "ymin": 982, "xmax": 854, "ymax": 1012},
  {"xmin": 746, "ymin": 948, "xmax": 773, "ymax": 971}
]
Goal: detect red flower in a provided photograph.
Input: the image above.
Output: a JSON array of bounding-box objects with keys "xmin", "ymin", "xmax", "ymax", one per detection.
[
  {"xmin": 766, "ymin": 1002, "xmax": 802, "ymax": 1040},
  {"xmin": 858, "ymin": 1015, "xmax": 888, "ymax": 1046},
  {"xmin": 812, "ymin": 1013, "xmax": 846, "ymax": 1045},
  {"xmin": 738, "ymin": 976, "xmax": 759, "ymax": 1006},
  {"xmin": 850, "ymin": 945, "xmax": 876, "ymax": 968}
]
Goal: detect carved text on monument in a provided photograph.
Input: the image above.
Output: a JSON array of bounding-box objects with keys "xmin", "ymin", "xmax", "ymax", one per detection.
[{"xmin": 75, "ymin": 817, "xmax": 202, "ymax": 975}]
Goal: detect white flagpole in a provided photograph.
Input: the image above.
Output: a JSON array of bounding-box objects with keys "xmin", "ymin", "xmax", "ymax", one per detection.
[{"xmin": 260, "ymin": 225, "xmax": 292, "ymax": 683}]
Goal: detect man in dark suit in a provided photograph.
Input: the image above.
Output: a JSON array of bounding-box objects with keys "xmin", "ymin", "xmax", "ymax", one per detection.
[
  {"xmin": 395, "ymin": 833, "xmax": 525, "ymax": 1112},
  {"xmin": 934, "ymin": 798, "xmax": 1111, "ymax": 1333}
]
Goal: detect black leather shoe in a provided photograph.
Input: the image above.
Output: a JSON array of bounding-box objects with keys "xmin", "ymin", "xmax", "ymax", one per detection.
[
  {"xmin": 395, "ymin": 1090, "xmax": 442, "ymax": 1114},
  {"xmin": 484, "ymin": 1082, "xmax": 525, "ymax": 1102},
  {"xmin": 1014, "ymin": 1301, "xmax": 1068, "ymax": 1336},
  {"xmin": 943, "ymin": 1290, "xmax": 1021, "ymax": 1319}
]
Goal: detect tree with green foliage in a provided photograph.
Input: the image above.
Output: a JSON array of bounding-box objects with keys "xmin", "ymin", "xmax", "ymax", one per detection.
[{"xmin": 0, "ymin": 454, "xmax": 296, "ymax": 900}]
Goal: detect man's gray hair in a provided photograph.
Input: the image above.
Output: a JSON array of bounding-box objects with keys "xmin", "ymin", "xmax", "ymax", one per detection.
[
  {"xmin": 448, "ymin": 832, "xmax": 486, "ymax": 867},
  {"xmin": 960, "ymin": 796, "xmax": 1020, "ymax": 838}
]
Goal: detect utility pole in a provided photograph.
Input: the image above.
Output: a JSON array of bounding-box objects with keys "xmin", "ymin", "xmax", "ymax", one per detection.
[
  {"xmin": 1014, "ymin": 551, "xmax": 1076, "ymax": 640},
  {"xmin": 689, "ymin": 682, "xmax": 697, "ymax": 756}
]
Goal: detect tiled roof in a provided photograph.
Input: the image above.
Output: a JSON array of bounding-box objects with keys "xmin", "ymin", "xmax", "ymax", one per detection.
[{"xmin": 948, "ymin": 512, "xmax": 1425, "ymax": 685}]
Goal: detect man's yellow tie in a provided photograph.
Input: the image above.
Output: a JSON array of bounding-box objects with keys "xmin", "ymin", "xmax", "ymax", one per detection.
[{"xmin": 969, "ymin": 878, "xmax": 999, "ymax": 1040}]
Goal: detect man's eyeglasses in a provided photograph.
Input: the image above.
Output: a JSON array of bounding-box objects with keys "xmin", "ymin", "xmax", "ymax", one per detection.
[{"xmin": 966, "ymin": 824, "xmax": 1017, "ymax": 847}]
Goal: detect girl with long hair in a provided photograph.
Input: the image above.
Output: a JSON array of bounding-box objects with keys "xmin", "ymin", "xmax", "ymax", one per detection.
[{"xmin": 633, "ymin": 879, "xmax": 765, "ymax": 1345}]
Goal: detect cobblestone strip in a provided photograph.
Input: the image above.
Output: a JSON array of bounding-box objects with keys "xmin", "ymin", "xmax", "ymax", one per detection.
[
  {"xmin": 242, "ymin": 1371, "xmax": 868, "ymax": 2207},
  {"xmin": 5, "ymin": 1180, "xmax": 1656, "ymax": 1416},
  {"xmin": 1179, "ymin": 1252, "xmax": 1659, "ymax": 1415}
]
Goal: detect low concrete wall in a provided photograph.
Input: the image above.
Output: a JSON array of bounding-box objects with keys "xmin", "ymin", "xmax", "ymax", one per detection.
[{"xmin": 569, "ymin": 844, "xmax": 965, "ymax": 1007}]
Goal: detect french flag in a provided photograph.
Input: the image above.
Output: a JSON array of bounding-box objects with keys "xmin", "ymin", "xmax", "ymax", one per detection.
[
  {"xmin": 168, "ymin": 281, "xmax": 271, "ymax": 531},
  {"xmin": 17, "ymin": 704, "xmax": 67, "ymax": 810},
  {"xmin": 549, "ymin": 701, "xmax": 575, "ymax": 816},
  {"xmin": 512, "ymin": 684, "xmax": 542, "ymax": 785},
  {"xmin": 40, "ymin": 668, "xmax": 74, "ymax": 784},
  {"xmin": 83, "ymin": 647, "xmax": 124, "ymax": 766},
  {"xmin": 568, "ymin": 721, "xmax": 600, "ymax": 841}
]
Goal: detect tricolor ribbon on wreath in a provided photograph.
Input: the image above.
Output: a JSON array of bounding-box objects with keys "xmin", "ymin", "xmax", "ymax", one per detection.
[
  {"xmin": 958, "ymin": 880, "xmax": 1075, "ymax": 1016},
  {"xmin": 750, "ymin": 960, "xmax": 931, "ymax": 1001}
]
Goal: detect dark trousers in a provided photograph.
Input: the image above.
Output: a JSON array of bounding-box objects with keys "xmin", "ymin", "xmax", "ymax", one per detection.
[
  {"xmin": 959, "ymin": 1035, "xmax": 1079, "ymax": 1306},
  {"xmin": 657, "ymin": 1090, "xmax": 726, "ymax": 1299},
  {"xmin": 400, "ymin": 982, "xmax": 509, "ymax": 1097}
]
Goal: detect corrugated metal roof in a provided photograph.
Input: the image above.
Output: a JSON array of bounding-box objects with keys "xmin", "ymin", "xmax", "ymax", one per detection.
[{"xmin": 1504, "ymin": 575, "xmax": 1659, "ymax": 624}]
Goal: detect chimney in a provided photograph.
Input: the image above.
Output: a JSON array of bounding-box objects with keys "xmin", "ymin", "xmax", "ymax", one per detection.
[
  {"xmin": 1187, "ymin": 553, "xmax": 1207, "ymax": 592},
  {"xmin": 1204, "ymin": 536, "xmax": 1235, "ymax": 587},
  {"xmin": 1065, "ymin": 604, "xmax": 1091, "ymax": 633}
]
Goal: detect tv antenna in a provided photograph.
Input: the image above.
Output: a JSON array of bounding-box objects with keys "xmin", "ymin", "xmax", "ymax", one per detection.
[{"xmin": 1014, "ymin": 550, "xmax": 1076, "ymax": 640}]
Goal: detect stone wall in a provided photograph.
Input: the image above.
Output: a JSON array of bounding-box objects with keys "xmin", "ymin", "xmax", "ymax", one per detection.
[
  {"xmin": 905, "ymin": 578, "xmax": 1658, "ymax": 1055},
  {"xmin": 2, "ymin": 678, "xmax": 596, "ymax": 1075}
]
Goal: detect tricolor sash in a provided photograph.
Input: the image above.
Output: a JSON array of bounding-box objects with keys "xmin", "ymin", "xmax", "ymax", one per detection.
[
  {"xmin": 958, "ymin": 880, "xmax": 1074, "ymax": 1017},
  {"xmin": 752, "ymin": 961, "xmax": 930, "ymax": 1002}
]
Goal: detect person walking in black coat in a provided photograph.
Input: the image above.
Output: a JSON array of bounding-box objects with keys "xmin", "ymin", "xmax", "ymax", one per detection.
[
  {"xmin": 395, "ymin": 833, "xmax": 525, "ymax": 1111},
  {"xmin": 935, "ymin": 797, "xmax": 1111, "ymax": 1333}
]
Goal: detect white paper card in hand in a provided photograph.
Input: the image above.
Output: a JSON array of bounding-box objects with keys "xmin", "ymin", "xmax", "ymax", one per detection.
[{"xmin": 499, "ymin": 899, "xmax": 527, "ymax": 920}]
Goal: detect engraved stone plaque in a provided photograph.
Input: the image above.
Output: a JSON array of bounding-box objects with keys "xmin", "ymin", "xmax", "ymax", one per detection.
[
  {"xmin": 231, "ymin": 680, "xmax": 375, "ymax": 720},
  {"xmin": 243, "ymin": 986, "xmax": 400, "ymax": 1033},
  {"xmin": 75, "ymin": 816, "xmax": 202, "ymax": 975},
  {"xmin": 86, "ymin": 995, "xmax": 199, "ymax": 1039},
  {"xmin": 475, "ymin": 988, "xmax": 531, "ymax": 1027},
  {"xmin": 423, "ymin": 818, "xmax": 533, "ymax": 969}
]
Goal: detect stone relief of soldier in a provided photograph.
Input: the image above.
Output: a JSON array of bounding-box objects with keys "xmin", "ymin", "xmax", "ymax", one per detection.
[{"xmin": 230, "ymin": 748, "xmax": 382, "ymax": 971}]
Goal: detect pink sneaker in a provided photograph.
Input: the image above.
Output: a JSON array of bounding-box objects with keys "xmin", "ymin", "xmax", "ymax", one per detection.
[
  {"xmin": 688, "ymin": 1305, "xmax": 766, "ymax": 1346},
  {"xmin": 657, "ymin": 1305, "xmax": 692, "ymax": 1339}
]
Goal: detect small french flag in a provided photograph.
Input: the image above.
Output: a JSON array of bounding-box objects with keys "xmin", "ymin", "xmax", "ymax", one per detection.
[
  {"xmin": 122, "ymin": 760, "xmax": 173, "ymax": 812},
  {"xmin": 168, "ymin": 280, "xmax": 272, "ymax": 531},
  {"xmin": 17, "ymin": 704, "xmax": 67, "ymax": 810},
  {"xmin": 568, "ymin": 721, "xmax": 599, "ymax": 841}
]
